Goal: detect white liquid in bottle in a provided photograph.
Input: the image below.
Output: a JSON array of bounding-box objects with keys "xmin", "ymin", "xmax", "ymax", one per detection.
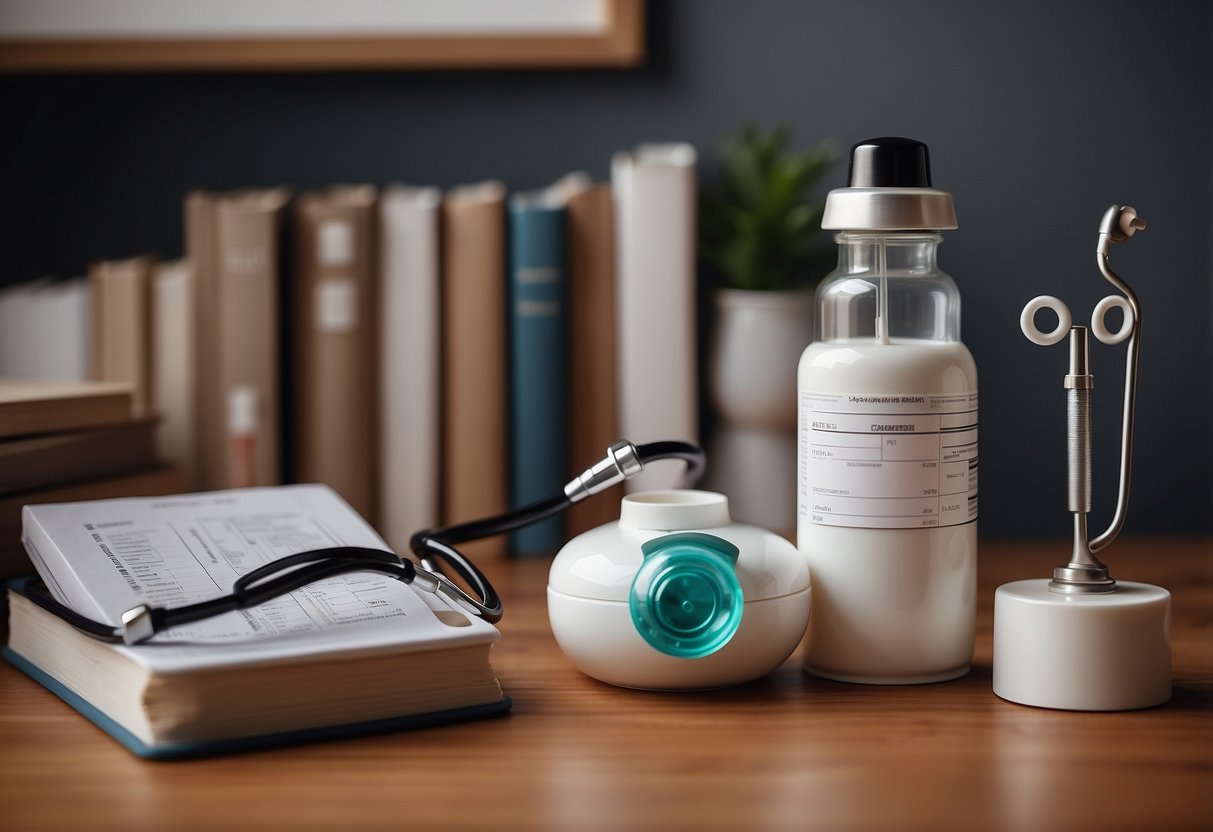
[{"xmin": 798, "ymin": 339, "xmax": 977, "ymax": 683}]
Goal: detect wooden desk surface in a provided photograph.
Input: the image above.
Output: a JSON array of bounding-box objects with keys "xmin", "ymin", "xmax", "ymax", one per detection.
[{"xmin": 1, "ymin": 537, "xmax": 1209, "ymax": 831}]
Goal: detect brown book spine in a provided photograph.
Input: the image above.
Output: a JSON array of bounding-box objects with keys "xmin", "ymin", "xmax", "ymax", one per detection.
[
  {"xmin": 216, "ymin": 191, "xmax": 289, "ymax": 488},
  {"xmin": 441, "ymin": 183, "xmax": 508, "ymax": 556},
  {"xmin": 0, "ymin": 464, "xmax": 186, "ymax": 536},
  {"xmin": 565, "ymin": 184, "xmax": 622, "ymax": 536},
  {"xmin": 185, "ymin": 191, "xmax": 223, "ymax": 491},
  {"xmin": 187, "ymin": 189, "xmax": 290, "ymax": 490},
  {"xmin": 0, "ymin": 380, "xmax": 133, "ymax": 439},
  {"xmin": 294, "ymin": 186, "xmax": 379, "ymax": 521},
  {"xmin": 0, "ymin": 417, "xmax": 159, "ymax": 496},
  {"xmin": 89, "ymin": 256, "xmax": 154, "ymax": 416}
]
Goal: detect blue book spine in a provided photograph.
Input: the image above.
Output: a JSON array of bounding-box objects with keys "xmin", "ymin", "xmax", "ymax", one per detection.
[{"xmin": 508, "ymin": 199, "xmax": 568, "ymax": 555}]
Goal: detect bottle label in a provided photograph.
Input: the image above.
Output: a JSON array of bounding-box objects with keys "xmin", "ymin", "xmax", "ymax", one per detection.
[{"xmin": 799, "ymin": 391, "xmax": 978, "ymax": 529}]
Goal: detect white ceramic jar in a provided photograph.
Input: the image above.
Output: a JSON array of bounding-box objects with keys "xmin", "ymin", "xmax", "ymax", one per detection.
[{"xmin": 547, "ymin": 490, "xmax": 811, "ymax": 689}]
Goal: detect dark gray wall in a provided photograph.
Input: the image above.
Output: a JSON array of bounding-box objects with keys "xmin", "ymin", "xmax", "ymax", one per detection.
[{"xmin": 2, "ymin": 0, "xmax": 1210, "ymax": 538}]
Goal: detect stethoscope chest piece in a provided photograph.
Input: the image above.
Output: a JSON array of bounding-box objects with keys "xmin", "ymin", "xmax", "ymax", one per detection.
[{"xmin": 992, "ymin": 204, "xmax": 1171, "ymax": 711}]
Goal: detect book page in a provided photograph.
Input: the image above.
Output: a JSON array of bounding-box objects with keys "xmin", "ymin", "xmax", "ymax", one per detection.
[{"xmin": 21, "ymin": 485, "xmax": 497, "ymax": 671}]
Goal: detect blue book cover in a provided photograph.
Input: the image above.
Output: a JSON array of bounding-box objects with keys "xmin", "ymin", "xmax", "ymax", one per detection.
[{"xmin": 508, "ymin": 195, "xmax": 569, "ymax": 554}]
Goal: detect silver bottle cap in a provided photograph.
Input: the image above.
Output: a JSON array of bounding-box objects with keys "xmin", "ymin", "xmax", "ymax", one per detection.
[{"xmin": 820, "ymin": 138, "xmax": 957, "ymax": 231}]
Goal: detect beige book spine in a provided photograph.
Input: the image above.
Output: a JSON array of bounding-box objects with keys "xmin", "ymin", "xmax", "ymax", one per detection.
[
  {"xmin": 565, "ymin": 184, "xmax": 622, "ymax": 536},
  {"xmin": 89, "ymin": 256, "xmax": 154, "ymax": 416},
  {"xmin": 441, "ymin": 183, "xmax": 508, "ymax": 557},
  {"xmin": 151, "ymin": 259, "xmax": 196, "ymax": 488},
  {"xmin": 212, "ymin": 189, "xmax": 290, "ymax": 488},
  {"xmin": 294, "ymin": 186, "xmax": 378, "ymax": 522}
]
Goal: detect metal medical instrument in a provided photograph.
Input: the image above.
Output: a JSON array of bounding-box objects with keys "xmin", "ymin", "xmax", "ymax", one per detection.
[
  {"xmin": 993, "ymin": 203, "xmax": 1169, "ymax": 712},
  {"xmin": 1019, "ymin": 204, "xmax": 1145, "ymax": 593}
]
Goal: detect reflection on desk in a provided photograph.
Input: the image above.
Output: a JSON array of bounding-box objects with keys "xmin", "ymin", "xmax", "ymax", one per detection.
[{"xmin": 1, "ymin": 537, "xmax": 1209, "ymax": 831}]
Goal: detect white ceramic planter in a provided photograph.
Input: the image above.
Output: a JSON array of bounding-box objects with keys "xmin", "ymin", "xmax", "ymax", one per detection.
[
  {"xmin": 704, "ymin": 288, "xmax": 814, "ymax": 533},
  {"xmin": 707, "ymin": 289, "xmax": 814, "ymax": 429}
]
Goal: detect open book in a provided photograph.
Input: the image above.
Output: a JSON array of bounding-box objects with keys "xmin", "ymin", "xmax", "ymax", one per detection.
[{"xmin": 4, "ymin": 485, "xmax": 509, "ymax": 758}]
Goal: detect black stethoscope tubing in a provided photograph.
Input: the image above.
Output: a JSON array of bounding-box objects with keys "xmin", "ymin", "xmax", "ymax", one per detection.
[{"xmin": 23, "ymin": 440, "xmax": 705, "ymax": 645}]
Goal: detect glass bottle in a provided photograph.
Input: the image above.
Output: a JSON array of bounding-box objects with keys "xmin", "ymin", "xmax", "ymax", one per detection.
[{"xmin": 797, "ymin": 138, "xmax": 978, "ymax": 683}]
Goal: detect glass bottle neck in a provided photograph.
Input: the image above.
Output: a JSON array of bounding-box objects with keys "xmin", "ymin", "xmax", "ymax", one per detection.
[
  {"xmin": 834, "ymin": 233, "xmax": 942, "ymax": 276},
  {"xmin": 817, "ymin": 232, "xmax": 960, "ymax": 343}
]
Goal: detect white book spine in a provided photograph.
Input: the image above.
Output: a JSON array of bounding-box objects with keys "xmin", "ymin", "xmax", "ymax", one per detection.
[
  {"xmin": 43, "ymin": 278, "xmax": 91, "ymax": 381},
  {"xmin": 0, "ymin": 280, "xmax": 40, "ymax": 378},
  {"xmin": 379, "ymin": 185, "xmax": 442, "ymax": 550},
  {"xmin": 0, "ymin": 278, "xmax": 92, "ymax": 380},
  {"xmin": 612, "ymin": 143, "xmax": 699, "ymax": 491},
  {"xmin": 152, "ymin": 260, "xmax": 196, "ymax": 487}
]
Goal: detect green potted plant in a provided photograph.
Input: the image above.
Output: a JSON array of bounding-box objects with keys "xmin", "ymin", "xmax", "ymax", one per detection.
[
  {"xmin": 698, "ymin": 124, "xmax": 835, "ymax": 533},
  {"xmin": 699, "ymin": 123, "xmax": 835, "ymax": 291}
]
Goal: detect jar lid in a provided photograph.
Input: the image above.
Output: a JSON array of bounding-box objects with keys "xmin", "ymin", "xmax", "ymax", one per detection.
[
  {"xmin": 548, "ymin": 491, "xmax": 810, "ymax": 603},
  {"xmin": 619, "ymin": 490, "xmax": 731, "ymax": 531},
  {"xmin": 821, "ymin": 137, "xmax": 957, "ymax": 231}
]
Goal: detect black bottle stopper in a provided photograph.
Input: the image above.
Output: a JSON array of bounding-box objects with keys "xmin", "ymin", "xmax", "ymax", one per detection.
[
  {"xmin": 822, "ymin": 136, "xmax": 956, "ymax": 231},
  {"xmin": 848, "ymin": 137, "xmax": 933, "ymax": 188}
]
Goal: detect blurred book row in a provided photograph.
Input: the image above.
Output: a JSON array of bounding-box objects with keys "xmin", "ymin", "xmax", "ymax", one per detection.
[{"xmin": 0, "ymin": 143, "xmax": 699, "ymax": 565}]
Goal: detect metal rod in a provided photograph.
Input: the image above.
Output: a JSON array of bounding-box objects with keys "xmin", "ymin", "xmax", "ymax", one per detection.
[
  {"xmin": 1051, "ymin": 326, "xmax": 1114, "ymax": 593},
  {"xmin": 1088, "ymin": 238, "xmax": 1141, "ymax": 554}
]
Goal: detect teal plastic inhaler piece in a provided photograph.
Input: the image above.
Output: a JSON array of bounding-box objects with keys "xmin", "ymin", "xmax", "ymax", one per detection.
[{"xmin": 629, "ymin": 532, "xmax": 744, "ymax": 659}]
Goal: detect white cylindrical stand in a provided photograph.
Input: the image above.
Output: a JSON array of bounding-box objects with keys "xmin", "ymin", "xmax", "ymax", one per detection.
[{"xmin": 992, "ymin": 579, "xmax": 1171, "ymax": 711}]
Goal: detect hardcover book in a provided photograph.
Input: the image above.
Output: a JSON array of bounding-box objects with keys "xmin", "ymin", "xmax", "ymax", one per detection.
[
  {"xmin": 0, "ymin": 277, "xmax": 90, "ymax": 381},
  {"xmin": 611, "ymin": 144, "xmax": 700, "ymax": 491},
  {"xmin": 186, "ymin": 188, "xmax": 291, "ymax": 491},
  {"xmin": 507, "ymin": 183, "xmax": 574, "ymax": 554},
  {"xmin": 151, "ymin": 259, "xmax": 196, "ymax": 487},
  {"xmin": 294, "ymin": 185, "xmax": 379, "ymax": 521},
  {"xmin": 0, "ymin": 417, "xmax": 158, "ymax": 496},
  {"xmin": 565, "ymin": 182, "xmax": 622, "ymax": 536},
  {"xmin": 379, "ymin": 184, "xmax": 442, "ymax": 552},
  {"xmin": 441, "ymin": 182, "xmax": 508, "ymax": 557},
  {"xmin": 89, "ymin": 255, "xmax": 154, "ymax": 416},
  {"xmin": 0, "ymin": 379, "xmax": 133, "ymax": 439},
  {"xmin": 4, "ymin": 485, "xmax": 509, "ymax": 758}
]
